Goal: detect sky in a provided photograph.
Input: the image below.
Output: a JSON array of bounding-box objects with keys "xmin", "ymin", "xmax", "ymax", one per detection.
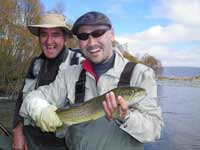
[{"xmin": 40, "ymin": 0, "xmax": 200, "ymax": 67}]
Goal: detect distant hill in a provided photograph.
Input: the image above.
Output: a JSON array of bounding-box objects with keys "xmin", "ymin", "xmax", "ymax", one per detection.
[{"xmin": 161, "ymin": 66, "xmax": 200, "ymax": 78}]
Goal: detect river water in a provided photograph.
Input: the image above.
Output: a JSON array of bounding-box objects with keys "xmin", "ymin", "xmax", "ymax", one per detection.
[
  {"xmin": 145, "ymin": 81, "xmax": 200, "ymax": 150},
  {"xmin": 1, "ymin": 79, "xmax": 200, "ymax": 150}
]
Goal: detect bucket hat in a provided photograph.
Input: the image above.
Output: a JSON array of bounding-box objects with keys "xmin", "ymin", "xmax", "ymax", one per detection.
[
  {"xmin": 28, "ymin": 13, "xmax": 72, "ymax": 37},
  {"xmin": 72, "ymin": 11, "xmax": 112, "ymax": 35}
]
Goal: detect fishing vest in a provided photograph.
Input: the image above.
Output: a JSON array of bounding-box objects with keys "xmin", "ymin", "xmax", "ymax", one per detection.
[
  {"xmin": 23, "ymin": 49, "xmax": 82, "ymax": 98},
  {"xmin": 22, "ymin": 49, "xmax": 83, "ymax": 148},
  {"xmin": 23, "ymin": 48, "xmax": 83, "ymax": 127},
  {"xmin": 34, "ymin": 49, "xmax": 82, "ymax": 89}
]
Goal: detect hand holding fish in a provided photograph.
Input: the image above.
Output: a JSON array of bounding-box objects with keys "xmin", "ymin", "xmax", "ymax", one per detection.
[
  {"xmin": 102, "ymin": 91, "xmax": 128, "ymax": 121},
  {"xmin": 36, "ymin": 105, "xmax": 63, "ymax": 132},
  {"xmin": 56, "ymin": 87, "xmax": 146, "ymax": 127}
]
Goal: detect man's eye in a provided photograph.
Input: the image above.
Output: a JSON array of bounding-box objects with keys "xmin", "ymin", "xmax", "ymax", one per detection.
[
  {"xmin": 52, "ymin": 33, "xmax": 62, "ymax": 37},
  {"xmin": 40, "ymin": 33, "xmax": 47, "ymax": 37}
]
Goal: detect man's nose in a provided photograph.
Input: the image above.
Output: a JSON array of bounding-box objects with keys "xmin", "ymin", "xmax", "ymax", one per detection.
[
  {"xmin": 87, "ymin": 35, "xmax": 96, "ymax": 46},
  {"xmin": 46, "ymin": 35, "xmax": 53, "ymax": 44}
]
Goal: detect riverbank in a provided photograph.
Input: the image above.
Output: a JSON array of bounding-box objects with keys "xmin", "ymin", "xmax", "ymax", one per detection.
[{"xmin": 159, "ymin": 75, "xmax": 200, "ymax": 81}]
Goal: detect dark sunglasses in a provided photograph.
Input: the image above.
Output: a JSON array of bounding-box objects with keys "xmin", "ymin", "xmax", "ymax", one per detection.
[{"xmin": 77, "ymin": 28, "xmax": 110, "ymax": 40}]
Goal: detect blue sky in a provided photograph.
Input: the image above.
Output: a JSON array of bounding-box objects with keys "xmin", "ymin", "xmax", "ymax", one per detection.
[{"xmin": 40, "ymin": 0, "xmax": 200, "ymax": 67}]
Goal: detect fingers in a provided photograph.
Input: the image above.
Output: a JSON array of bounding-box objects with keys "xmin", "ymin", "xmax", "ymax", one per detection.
[
  {"xmin": 102, "ymin": 91, "xmax": 118, "ymax": 120},
  {"xmin": 24, "ymin": 142, "xmax": 28, "ymax": 150},
  {"xmin": 12, "ymin": 126, "xmax": 26, "ymax": 150},
  {"xmin": 103, "ymin": 92, "xmax": 129, "ymax": 121},
  {"xmin": 118, "ymin": 96, "xmax": 128, "ymax": 118},
  {"xmin": 38, "ymin": 105, "xmax": 63, "ymax": 132},
  {"xmin": 48, "ymin": 115, "xmax": 63, "ymax": 132},
  {"xmin": 106, "ymin": 91, "xmax": 118, "ymax": 113},
  {"xmin": 40, "ymin": 122, "xmax": 57, "ymax": 132}
]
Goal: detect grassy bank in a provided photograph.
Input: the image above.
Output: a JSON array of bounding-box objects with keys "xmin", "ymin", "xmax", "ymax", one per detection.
[{"xmin": 159, "ymin": 75, "xmax": 200, "ymax": 81}]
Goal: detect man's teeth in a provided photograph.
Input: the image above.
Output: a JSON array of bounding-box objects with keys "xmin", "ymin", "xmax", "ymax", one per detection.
[
  {"xmin": 90, "ymin": 48, "xmax": 99, "ymax": 52},
  {"xmin": 47, "ymin": 46, "xmax": 54, "ymax": 49}
]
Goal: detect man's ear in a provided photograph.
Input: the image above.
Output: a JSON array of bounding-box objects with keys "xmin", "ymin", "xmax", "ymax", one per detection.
[{"xmin": 110, "ymin": 28, "xmax": 115, "ymax": 42}]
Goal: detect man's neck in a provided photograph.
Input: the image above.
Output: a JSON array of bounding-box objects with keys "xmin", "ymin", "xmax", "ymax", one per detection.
[{"xmin": 92, "ymin": 51, "xmax": 115, "ymax": 77}]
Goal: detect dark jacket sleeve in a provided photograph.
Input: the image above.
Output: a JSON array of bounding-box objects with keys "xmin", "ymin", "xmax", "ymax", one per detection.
[{"xmin": 12, "ymin": 58, "xmax": 37, "ymax": 128}]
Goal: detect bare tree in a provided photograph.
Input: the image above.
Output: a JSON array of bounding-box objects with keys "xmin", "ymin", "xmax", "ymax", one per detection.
[{"xmin": 140, "ymin": 54, "xmax": 163, "ymax": 77}]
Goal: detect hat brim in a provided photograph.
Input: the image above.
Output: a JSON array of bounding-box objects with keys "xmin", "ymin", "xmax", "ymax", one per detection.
[{"xmin": 28, "ymin": 24, "xmax": 72, "ymax": 37}]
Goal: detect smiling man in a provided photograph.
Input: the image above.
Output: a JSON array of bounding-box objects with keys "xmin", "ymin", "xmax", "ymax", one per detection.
[
  {"xmin": 77, "ymin": 26, "xmax": 113, "ymax": 64},
  {"xmin": 12, "ymin": 13, "xmax": 83, "ymax": 150},
  {"xmin": 39, "ymin": 27, "xmax": 67, "ymax": 59},
  {"xmin": 19, "ymin": 11, "xmax": 163, "ymax": 150}
]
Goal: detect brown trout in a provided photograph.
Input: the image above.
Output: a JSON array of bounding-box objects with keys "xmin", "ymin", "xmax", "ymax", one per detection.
[{"xmin": 56, "ymin": 86, "xmax": 146, "ymax": 126}]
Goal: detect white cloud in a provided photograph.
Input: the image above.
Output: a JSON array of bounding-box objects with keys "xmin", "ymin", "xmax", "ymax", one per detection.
[
  {"xmin": 116, "ymin": 0, "xmax": 200, "ymax": 67},
  {"xmin": 116, "ymin": 36, "xmax": 200, "ymax": 67},
  {"xmin": 151, "ymin": 0, "xmax": 200, "ymax": 27},
  {"xmin": 116, "ymin": 24, "xmax": 200, "ymax": 67},
  {"xmin": 117, "ymin": 24, "xmax": 200, "ymax": 45}
]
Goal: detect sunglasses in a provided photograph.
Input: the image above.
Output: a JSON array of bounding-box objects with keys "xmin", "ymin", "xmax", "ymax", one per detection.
[{"xmin": 77, "ymin": 28, "xmax": 110, "ymax": 40}]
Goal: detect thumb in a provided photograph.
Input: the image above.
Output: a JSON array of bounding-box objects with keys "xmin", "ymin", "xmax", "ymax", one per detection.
[{"xmin": 117, "ymin": 96, "xmax": 128, "ymax": 118}]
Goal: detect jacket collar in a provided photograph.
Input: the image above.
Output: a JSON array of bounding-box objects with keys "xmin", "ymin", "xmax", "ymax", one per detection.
[
  {"xmin": 105, "ymin": 49, "xmax": 126, "ymax": 78},
  {"xmin": 82, "ymin": 59, "xmax": 98, "ymax": 81}
]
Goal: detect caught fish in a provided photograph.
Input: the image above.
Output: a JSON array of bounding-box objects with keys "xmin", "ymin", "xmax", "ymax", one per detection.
[{"xmin": 56, "ymin": 86, "xmax": 146, "ymax": 126}]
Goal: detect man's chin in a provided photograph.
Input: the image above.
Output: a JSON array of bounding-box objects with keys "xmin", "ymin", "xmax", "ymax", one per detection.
[
  {"xmin": 90, "ymin": 58, "xmax": 104, "ymax": 64},
  {"xmin": 45, "ymin": 53, "xmax": 57, "ymax": 59}
]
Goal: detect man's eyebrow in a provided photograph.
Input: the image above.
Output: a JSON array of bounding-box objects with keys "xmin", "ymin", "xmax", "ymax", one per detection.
[
  {"xmin": 52, "ymin": 30, "xmax": 63, "ymax": 34},
  {"xmin": 39, "ymin": 31, "xmax": 47, "ymax": 35}
]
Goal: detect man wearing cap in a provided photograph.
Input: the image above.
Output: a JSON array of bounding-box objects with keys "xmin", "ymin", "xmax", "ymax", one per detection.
[
  {"xmin": 12, "ymin": 13, "xmax": 84, "ymax": 150},
  {"xmin": 19, "ymin": 11, "xmax": 163, "ymax": 150}
]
